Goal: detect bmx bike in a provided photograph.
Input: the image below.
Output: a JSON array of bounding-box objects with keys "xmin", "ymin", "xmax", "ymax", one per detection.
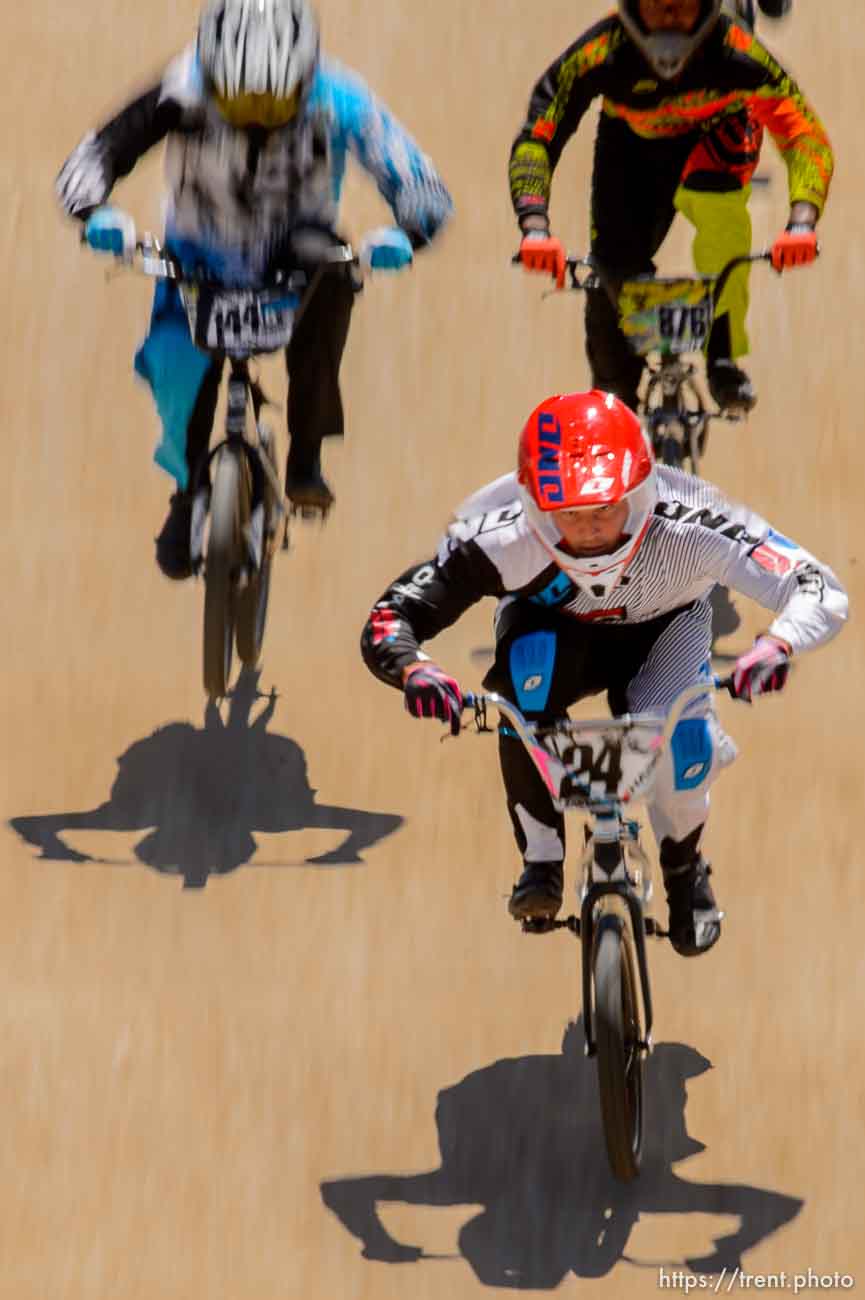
[
  {"xmin": 560, "ymin": 251, "xmax": 774, "ymax": 474},
  {"xmin": 462, "ymin": 676, "xmax": 733, "ymax": 1182},
  {"xmin": 89, "ymin": 227, "xmax": 359, "ymax": 699}
]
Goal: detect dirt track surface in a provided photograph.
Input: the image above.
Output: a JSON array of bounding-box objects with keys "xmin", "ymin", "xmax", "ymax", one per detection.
[{"xmin": 2, "ymin": 3, "xmax": 863, "ymax": 1296}]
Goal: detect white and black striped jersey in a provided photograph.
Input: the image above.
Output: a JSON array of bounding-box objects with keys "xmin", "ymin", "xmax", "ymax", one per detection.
[{"xmin": 361, "ymin": 466, "xmax": 848, "ymax": 688}]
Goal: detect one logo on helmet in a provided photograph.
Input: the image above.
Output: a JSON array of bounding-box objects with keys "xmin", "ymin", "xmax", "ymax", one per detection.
[
  {"xmin": 580, "ymin": 476, "xmax": 615, "ymax": 496},
  {"xmin": 632, "ymin": 79, "xmax": 658, "ymax": 93},
  {"xmin": 537, "ymin": 412, "xmax": 564, "ymax": 505},
  {"xmin": 523, "ymin": 674, "xmax": 544, "ymax": 692}
]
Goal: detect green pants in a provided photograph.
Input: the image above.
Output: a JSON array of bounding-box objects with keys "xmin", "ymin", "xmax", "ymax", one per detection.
[{"xmin": 674, "ymin": 183, "xmax": 753, "ymax": 359}]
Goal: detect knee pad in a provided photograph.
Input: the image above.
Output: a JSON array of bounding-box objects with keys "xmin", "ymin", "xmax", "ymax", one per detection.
[
  {"xmin": 671, "ymin": 718, "xmax": 714, "ymax": 791},
  {"xmin": 509, "ymin": 630, "xmax": 557, "ymax": 713}
]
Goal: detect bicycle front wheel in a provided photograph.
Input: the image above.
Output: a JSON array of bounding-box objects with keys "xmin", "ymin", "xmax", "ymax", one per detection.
[
  {"xmin": 236, "ymin": 555, "xmax": 271, "ymax": 668},
  {"xmin": 203, "ymin": 447, "xmax": 245, "ymax": 699},
  {"xmin": 593, "ymin": 913, "xmax": 645, "ymax": 1182},
  {"xmin": 236, "ymin": 432, "xmax": 276, "ymax": 668}
]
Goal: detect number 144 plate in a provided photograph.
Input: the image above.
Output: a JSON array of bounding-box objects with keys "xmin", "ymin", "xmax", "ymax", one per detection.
[{"xmin": 182, "ymin": 286, "xmax": 299, "ymax": 355}]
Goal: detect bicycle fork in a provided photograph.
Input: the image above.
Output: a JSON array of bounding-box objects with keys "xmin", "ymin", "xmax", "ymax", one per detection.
[
  {"xmin": 189, "ymin": 366, "xmax": 286, "ymax": 576},
  {"xmin": 579, "ymin": 812, "xmax": 657, "ymax": 1058}
]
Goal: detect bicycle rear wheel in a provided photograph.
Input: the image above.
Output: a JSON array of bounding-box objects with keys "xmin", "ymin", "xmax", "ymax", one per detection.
[
  {"xmin": 593, "ymin": 913, "xmax": 645, "ymax": 1182},
  {"xmin": 203, "ymin": 447, "xmax": 244, "ymax": 699}
]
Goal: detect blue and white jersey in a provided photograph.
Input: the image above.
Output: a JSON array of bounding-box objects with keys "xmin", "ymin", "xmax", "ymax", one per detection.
[{"xmin": 57, "ymin": 48, "xmax": 452, "ymax": 281}]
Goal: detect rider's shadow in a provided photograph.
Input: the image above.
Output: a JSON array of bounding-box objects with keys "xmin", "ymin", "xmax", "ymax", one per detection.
[
  {"xmin": 321, "ymin": 1022, "xmax": 802, "ymax": 1288},
  {"xmin": 9, "ymin": 668, "xmax": 403, "ymax": 889}
]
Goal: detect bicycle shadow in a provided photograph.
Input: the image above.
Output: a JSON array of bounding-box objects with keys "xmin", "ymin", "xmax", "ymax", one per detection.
[
  {"xmin": 9, "ymin": 668, "xmax": 403, "ymax": 889},
  {"xmin": 321, "ymin": 1022, "xmax": 802, "ymax": 1288},
  {"xmin": 469, "ymin": 585, "xmax": 744, "ymax": 669}
]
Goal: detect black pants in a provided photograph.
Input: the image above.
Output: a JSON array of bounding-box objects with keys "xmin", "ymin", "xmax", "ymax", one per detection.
[
  {"xmin": 586, "ymin": 115, "xmax": 749, "ymax": 410},
  {"xmin": 483, "ymin": 602, "xmax": 685, "ymax": 863},
  {"xmin": 185, "ymin": 267, "xmax": 355, "ymax": 488}
]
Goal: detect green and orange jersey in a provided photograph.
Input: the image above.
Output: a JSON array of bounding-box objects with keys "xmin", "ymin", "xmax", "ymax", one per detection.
[{"xmin": 509, "ymin": 12, "xmax": 833, "ymax": 220}]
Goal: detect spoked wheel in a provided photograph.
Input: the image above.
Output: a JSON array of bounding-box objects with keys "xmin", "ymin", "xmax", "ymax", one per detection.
[
  {"xmin": 236, "ymin": 430, "xmax": 277, "ymax": 668},
  {"xmin": 593, "ymin": 913, "xmax": 645, "ymax": 1182},
  {"xmin": 236, "ymin": 554, "xmax": 271, "ymax": 667},
  {"xmin": 203, "ymin": 446, "xmax": 245, "ymax": 699}
]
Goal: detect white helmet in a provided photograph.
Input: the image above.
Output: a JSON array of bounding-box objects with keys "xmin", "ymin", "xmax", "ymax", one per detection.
[
  {"xmin": 618, "ymin": 0, "xmax": 723, "ymax": 80},
  {"xmin": 198, "ymin": 0, "xmax": 319, "ymax": 128}
]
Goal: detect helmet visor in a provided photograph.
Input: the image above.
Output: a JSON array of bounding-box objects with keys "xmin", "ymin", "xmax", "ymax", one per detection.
[{"xmin": 214, "ymin": 86, "xmax": 301, "ymax": 128}]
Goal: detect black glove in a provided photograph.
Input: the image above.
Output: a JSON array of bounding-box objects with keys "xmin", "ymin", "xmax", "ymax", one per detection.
[{"xmin": 403, "ymin": 665, "xmax": 463, "ymax": 736}]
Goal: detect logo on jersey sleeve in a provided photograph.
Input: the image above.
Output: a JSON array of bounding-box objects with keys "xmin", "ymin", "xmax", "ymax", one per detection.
[
  {"xmin": 370, "ymin": 606, "xmax": 401, "ymax": 645},
  {"xmin": 766, "ymin": 529, "xmax": 799, "ymax": 550},
  {"xmin": 750, "ymin": 542, "xmax": 794, "ymax": 577}
]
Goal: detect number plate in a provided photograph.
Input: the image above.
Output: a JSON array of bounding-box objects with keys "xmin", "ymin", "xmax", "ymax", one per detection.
[
  {"xmin": 618, "ymin": 277, "xmax": 714, "ymax": 359},
  {"xmin": 181, "ymin": 286, "xmax": 298, "ymax": 356},
  {"xmin": 543, "ymin": 727, "xmax": 660, "ymax": 804}
]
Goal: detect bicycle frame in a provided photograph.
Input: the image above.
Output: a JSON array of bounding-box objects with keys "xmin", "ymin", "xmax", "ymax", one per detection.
[
  {"xmin": 555, "ymin": 250, "xmax": 773, "ymax": 471},
  {"xmin": 464, "ymin": 680, "xmax": 721, "ymax": 1054},
  {"xmin": 121, "ymin": 233, "xmax": 361, "ymax": 563},
  {"xmin": 188, "ymin": 358, "xmax": 286, "ymax": 576}
]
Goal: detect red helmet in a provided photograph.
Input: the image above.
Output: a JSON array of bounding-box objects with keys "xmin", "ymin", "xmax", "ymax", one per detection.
[{"xmin": 517, "ymin": 391, "xmax": 657, "ymax": 598}]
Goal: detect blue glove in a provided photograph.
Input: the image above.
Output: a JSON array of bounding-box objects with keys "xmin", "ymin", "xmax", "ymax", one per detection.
[
  {"xmin": 84, "ymin": 206, "xmax": 137, "ymax": 259},
  {"xmin": 359, "ymin": 226, "xmax": 413, "ymax": 273}
]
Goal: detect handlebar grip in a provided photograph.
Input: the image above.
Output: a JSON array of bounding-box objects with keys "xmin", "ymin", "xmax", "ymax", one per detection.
[{"xmin": 462, "ymin": 692, "xmax": 477, "ymax": 710}]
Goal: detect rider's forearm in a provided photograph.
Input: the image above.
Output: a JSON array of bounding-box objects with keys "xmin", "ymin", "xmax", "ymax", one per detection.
[
  {"xmin": 509, "ymin": 23, "xmax": 609, "ymax": 222},
  {"xmin": 361, "ymin": 543, "xmax": 502, "ymax": 690},
  {"xmin": 57, "ymin": 86, "xmax": 180, "ymax": 218}
]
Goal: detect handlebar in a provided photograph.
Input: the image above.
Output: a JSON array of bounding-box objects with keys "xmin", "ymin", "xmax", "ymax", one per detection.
[
  {"xmin": 113, "ymin": 232, "xmax": 357, "ymax": 290},
  {"xmin": 463, "ymin": 675, "xmax": 731, "ymax": 738},
  {"xmin": 461, "ymin": 676, "xmax": 737, "ymax": 807},
  {"xmin": 514, "ymin": 249, "xmax": 774, "ymax": 310}
]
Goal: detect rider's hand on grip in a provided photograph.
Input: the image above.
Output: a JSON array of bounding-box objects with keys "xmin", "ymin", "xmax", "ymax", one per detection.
[
  {"xmin": 731, "ymin": 636, "xmax": 791, "ymax": 702},
  {"xmin": 359, "ymin": 226, "xmax": 414, "ymax": 272},
  {"xmin": 519, "ymin": 232, "xmax": 566, "ymax": 289},
  {"xmin": 403, "ymin": 664, "xmax": 463, "ymax": 736},
  {"xmin": 770, "ymin": 226, "xmax": 818, "ymax": 273},
  {"xmin": 84, "ymin": 206, "xmax": 137, "ymax": 260}
]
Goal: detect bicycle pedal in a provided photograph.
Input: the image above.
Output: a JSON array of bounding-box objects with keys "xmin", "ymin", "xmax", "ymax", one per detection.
[
  {"xmin": 291, "ymin": 502, "xmax": 330, "ymax": 521},
  {"xmin": 520, "ymin": 917, "xmax": 558, "ymax": 935}
]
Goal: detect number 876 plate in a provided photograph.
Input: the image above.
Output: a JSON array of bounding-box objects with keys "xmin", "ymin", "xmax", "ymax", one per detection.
[{"xmin": 618, "ymin": 277, "xmax": 715, "ymax": 359}]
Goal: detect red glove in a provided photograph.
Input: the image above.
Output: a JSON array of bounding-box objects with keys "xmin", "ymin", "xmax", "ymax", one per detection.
[
  {"xmin": 731, "ymin": 636, "xmax": 791, "ymax": 703},
  {"xmin": 403, "ymin": 664, "xmax": 463, "ymax": 736},
  {"xmin": 771, "ymin": 226, "xmax": 819, "ymax": 273},
  {"xmin": 519, "ymin": 233, "xmax": 566, "ymax": 289}
]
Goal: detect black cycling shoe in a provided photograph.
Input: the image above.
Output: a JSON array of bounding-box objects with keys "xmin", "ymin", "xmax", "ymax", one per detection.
[
  {"xmin": 508, "ymin": 861, "xmax": 564, "ymax": 921},
  {"xmin": 758, "ymin": 0, "xmax": 791, "ymax": 17},
  {"xmin": 285, "ymin": 454, "xmax": 334, "ymax": 513},
  {"xmin": 662, "ymin": 856, "xmax": 722, "ymax": 957},
  {"xmin": 155, "ymin": 491, "xmax": 194, "ymax": 580},
  {"xmin": 707, "ymin": 359, "xmax": 757, "ymax": 415}
]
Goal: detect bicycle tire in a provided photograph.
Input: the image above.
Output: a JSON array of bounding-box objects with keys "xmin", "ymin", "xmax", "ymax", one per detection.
[
  {"xmin": 593, "ymin": 913, "xmax": 645, "ymax": 1182},
  {"xmin": 236, "ymin": 556, "xmax": 271, "ymax": 667},
  {"xmin": 235, "ymin": 430, "xmax": 277, "ymax": 668},
  {"xmin": 203, "ymin": 447, "xmax": 244, "ymax": 699}
]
